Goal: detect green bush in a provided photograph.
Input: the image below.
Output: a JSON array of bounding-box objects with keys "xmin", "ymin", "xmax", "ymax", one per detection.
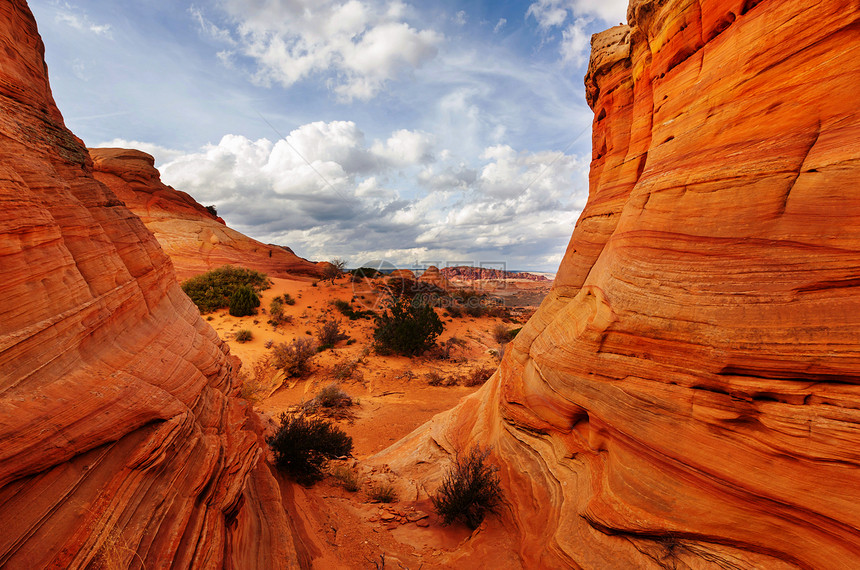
[
  {"xmin": 267, "ymin": 413, "xmax": 353, "ymax": 484},
  {"xmin": 181, "ymin": 265, "xmax": 270, "ymax": 313},
  {"xmin": 229, "ymin": 285, "xmax": 261, "ymax": 317},
  {"xmin": 269, "ymin": 296, "xmax": 293, "ymax": 326},
  {"xmin": 432, "ymin": 446, "xmax": 502, "ymax": 529},
  {"xmin": 373, "ymin": 297, "xmax": 443, "ymax": 356},
  {"xmin": 272, "ymin": 338, "xmax": 317, "ymax": 377}
]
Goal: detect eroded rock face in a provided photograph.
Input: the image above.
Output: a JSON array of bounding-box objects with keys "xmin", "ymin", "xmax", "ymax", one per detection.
[
  {"xmin": 376, "ymin": 1, "xmax": 860, "ymax": 568},
  {"xmin": 417, "ymin": 265, "xmax": 452, "ymax": 290},
  {"xmin": 89, "ymin": 147, "xmax": 323, "ymax": 282},
  {"xmin": 0, "ymin": 2, "xmax": 296, "ymax": 567}
]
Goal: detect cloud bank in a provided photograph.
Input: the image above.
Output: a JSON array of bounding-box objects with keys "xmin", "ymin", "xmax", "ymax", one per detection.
[{"xmin": 148, "ymin": 120, "xmax": 588, "ymax": 271}]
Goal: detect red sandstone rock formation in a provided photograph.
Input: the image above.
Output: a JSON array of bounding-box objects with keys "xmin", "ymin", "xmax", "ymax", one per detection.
[
  {"xmin": 388, "ymin": 269, "xmax": 417, "ymax": 279},
  {"xmin": 417, "ymin": 265, "xmax": 452, "ymax": 290},
  {"xmin": 89, "ymin": 147, "xmax": 323, "ymax": 282},
  {"xmin": 0, "ymin": 2, "xmax": 297, "ymax": 567},
  {"xmin": 440, "ymin": 266, "xmax": 550, "ymax": 282},
  {"xmin": 375, "ymin": 1, "xmax": 860, "ymax": 568}
]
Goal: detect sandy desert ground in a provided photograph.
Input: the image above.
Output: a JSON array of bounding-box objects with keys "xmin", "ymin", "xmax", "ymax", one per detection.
[{"xmin": 201, "ymin": 274, "xmax": 545, "ymax": 568}]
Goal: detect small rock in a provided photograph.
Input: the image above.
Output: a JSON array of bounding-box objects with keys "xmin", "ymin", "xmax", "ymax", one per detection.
[
  {"xmin": 406, "ymin": 511, "xmax": 429, "ymax": 522},
  {"xmin": 416, "ymin": 520, "xmax": 430, "ymax": 528},
  {"xmin": 379, "ymin": 512, "xmax": 396, "ymax": 522}
]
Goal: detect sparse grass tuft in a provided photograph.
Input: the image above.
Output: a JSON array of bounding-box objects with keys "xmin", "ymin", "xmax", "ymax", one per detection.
[
  {"xmin": 330, "ymin": 465, "xmax": 361, "ymax": 492},
  {"xmin": 368, "ymin": 482, "xmax": 397, "ymax": 503},
  {"xmin": 234, "ymin": 329, "xmax": 253, "ymax": 343}
]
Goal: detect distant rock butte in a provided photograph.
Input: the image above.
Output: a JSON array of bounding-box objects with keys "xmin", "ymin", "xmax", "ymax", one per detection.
[
  {"xmin": 440, "ymin": 266, "xmax": 550, "ymax": 282},
  {"xmin": 375, "ymin": 0, "xmax": 860, "ymax": 568},
  {"xmin": 0, "ymin": 2, "xmax": 297, "ymax": 568},
  {"xmin": 417, "ymin": 265, "xmax": 452, "ymax": 290},
  {"xmin": 388, "ymin": 269, "xmax": 416, "ymax": 279},
  {"xmin": 90, "ymin": 147, "xmax": 323, "ymax": 282}
]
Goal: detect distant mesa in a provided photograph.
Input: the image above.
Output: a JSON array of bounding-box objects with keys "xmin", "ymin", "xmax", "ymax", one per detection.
[
  {"xmin": 440, "ymin": 265, "xmax": 550, "ymax": 282},
  {"xmin": 90, "ymin": 147, "xmax": 323, "ymax": 281}
]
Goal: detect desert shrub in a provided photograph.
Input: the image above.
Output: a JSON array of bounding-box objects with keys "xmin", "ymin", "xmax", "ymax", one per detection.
[
  {"xmin": 508, "ymin": 327, "xmax": 522, "ymax": 339},
  {"xmin": 234, "ymin": 329, "xmax": 253, "ymax": 343},
  {"xmin": 316, "ymin": 382, "xmax": 352, "ymax": 408},
  {"xmin": 464, "ymin": 366, "xmax": 495, "ymax": 387},
  {"xmin": 282, "ymin": 293, "xmax": 296, "ymax": 305},
  {"xmin": 303, "ymin": 382, "xmax": 356, "ymax": 419},
  {"xmin": 445, "ymin": 304, "xmax": 463, "ymax": 318},
  {"xmin": 181, "ymin": 265, "xmax": 270, "ymax": 313},
  {"xmin": 430, "ymin": 336, "xmax": 467, "ymax": 360},
  {"xmin": 268, "ymin": 297, "xmax": 293, "ymax": 326},
  {"xmin": 264, "ymin": 339, "xmax": 274, "ymax": 349},
  {"xmin": 350, "ymin": 267, "xmax": 382, "ymax": 281},
  {"xmin": 330, "ymin": 465, "xmax": 361, "ymax": 492},
  {"xmin": 333, "ymin": 298, "xmax": 374, "ymax": 320},
  {"xmin": 322, "ymin": 258, "xmax": 347, "ymax": 283},
  {"xmin": 316, "ymin": 319, "xmax": 348, "ymax": 350},
  {"xmin": 383, "ymin": 278, "xmax": 445, "ymax": 300},
  {"xmin": 492, "ymin": 323, "xmax": 514, "ymax": 345},
  {"xmin": 432, "ymin": 446, "xmax": 502, "ymax": 529},
  {"xmin": 267, "ymin": 413, "xmax": 353, "ymax": 484},
  {"xmin": 272, "ymin": 338, "xmax": 317, "ymax": 377},
  {"xmin": 368, "ymin": 483, "xmax": 397, "ymax": 503},
  {"xmin": 425, "ymin": 370, "xmax": 446, "ymax": 386},
  {"xmin": 229, "ymin": 285, "xmax": 261, "ymax": 317},
  {"xmin": 373, "ymin": 297, "xmax": 443, "ymax": 356},
  {"xmin": 331, "ymin": 360, "xmax": 361, "ymax": 382}
]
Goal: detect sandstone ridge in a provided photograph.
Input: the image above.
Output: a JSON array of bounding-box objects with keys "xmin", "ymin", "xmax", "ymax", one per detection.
[
  {"xmin": 374, "ymin": 1, "xmax": 860, "ymax": 568},
  {"xmin": 89, "ymin": 147, "xmax": 324, "ymax": 282},
  {"xmin": 0, "ymin": 2, "xmax": 297, "ymax": 567}
]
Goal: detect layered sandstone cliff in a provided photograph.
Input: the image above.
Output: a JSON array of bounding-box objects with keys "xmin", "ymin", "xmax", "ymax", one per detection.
[
  {"xmin": 89, "ymin": 147, "xmax": 324, "ymax": 282},
  {"xmin": 376, "ymin": 0, "xmax": 860, "ymax": 568},
  {"xmin": 0, "ymin": 2, "xmax": 297, "ymax": 567}
]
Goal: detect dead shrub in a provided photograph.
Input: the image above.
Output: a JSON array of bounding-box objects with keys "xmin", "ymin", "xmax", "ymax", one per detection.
[
  {"xmin": 463, "ymin": 365, "xmax": 495, "ymax": 387},
  {"xmin": 272, "ymin": 338, "xmax": 317, "ymax": 377}
]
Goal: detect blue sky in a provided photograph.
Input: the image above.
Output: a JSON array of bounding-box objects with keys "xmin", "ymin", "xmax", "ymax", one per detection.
[{"xmin": 30, "ymin": 0, "xmax": 628, "ymax": 272}]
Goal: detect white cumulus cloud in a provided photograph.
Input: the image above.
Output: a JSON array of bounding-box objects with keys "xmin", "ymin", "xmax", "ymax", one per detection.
[{"xmin": 198, "ymin": 0, "xmax": 442, "ymax": 101}]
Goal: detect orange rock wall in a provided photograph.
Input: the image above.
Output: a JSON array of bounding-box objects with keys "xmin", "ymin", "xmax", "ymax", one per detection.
[
  {"xmin": 0, "ymin": 2, "xmax": 297, "ymax": 567},
  {"xmin": 89, "ymin": 147, "xmax": 323, "ymax": 282},
  {"xmin": 377, "ymin": 1, "xmax": 860, "ymax": 568}
]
